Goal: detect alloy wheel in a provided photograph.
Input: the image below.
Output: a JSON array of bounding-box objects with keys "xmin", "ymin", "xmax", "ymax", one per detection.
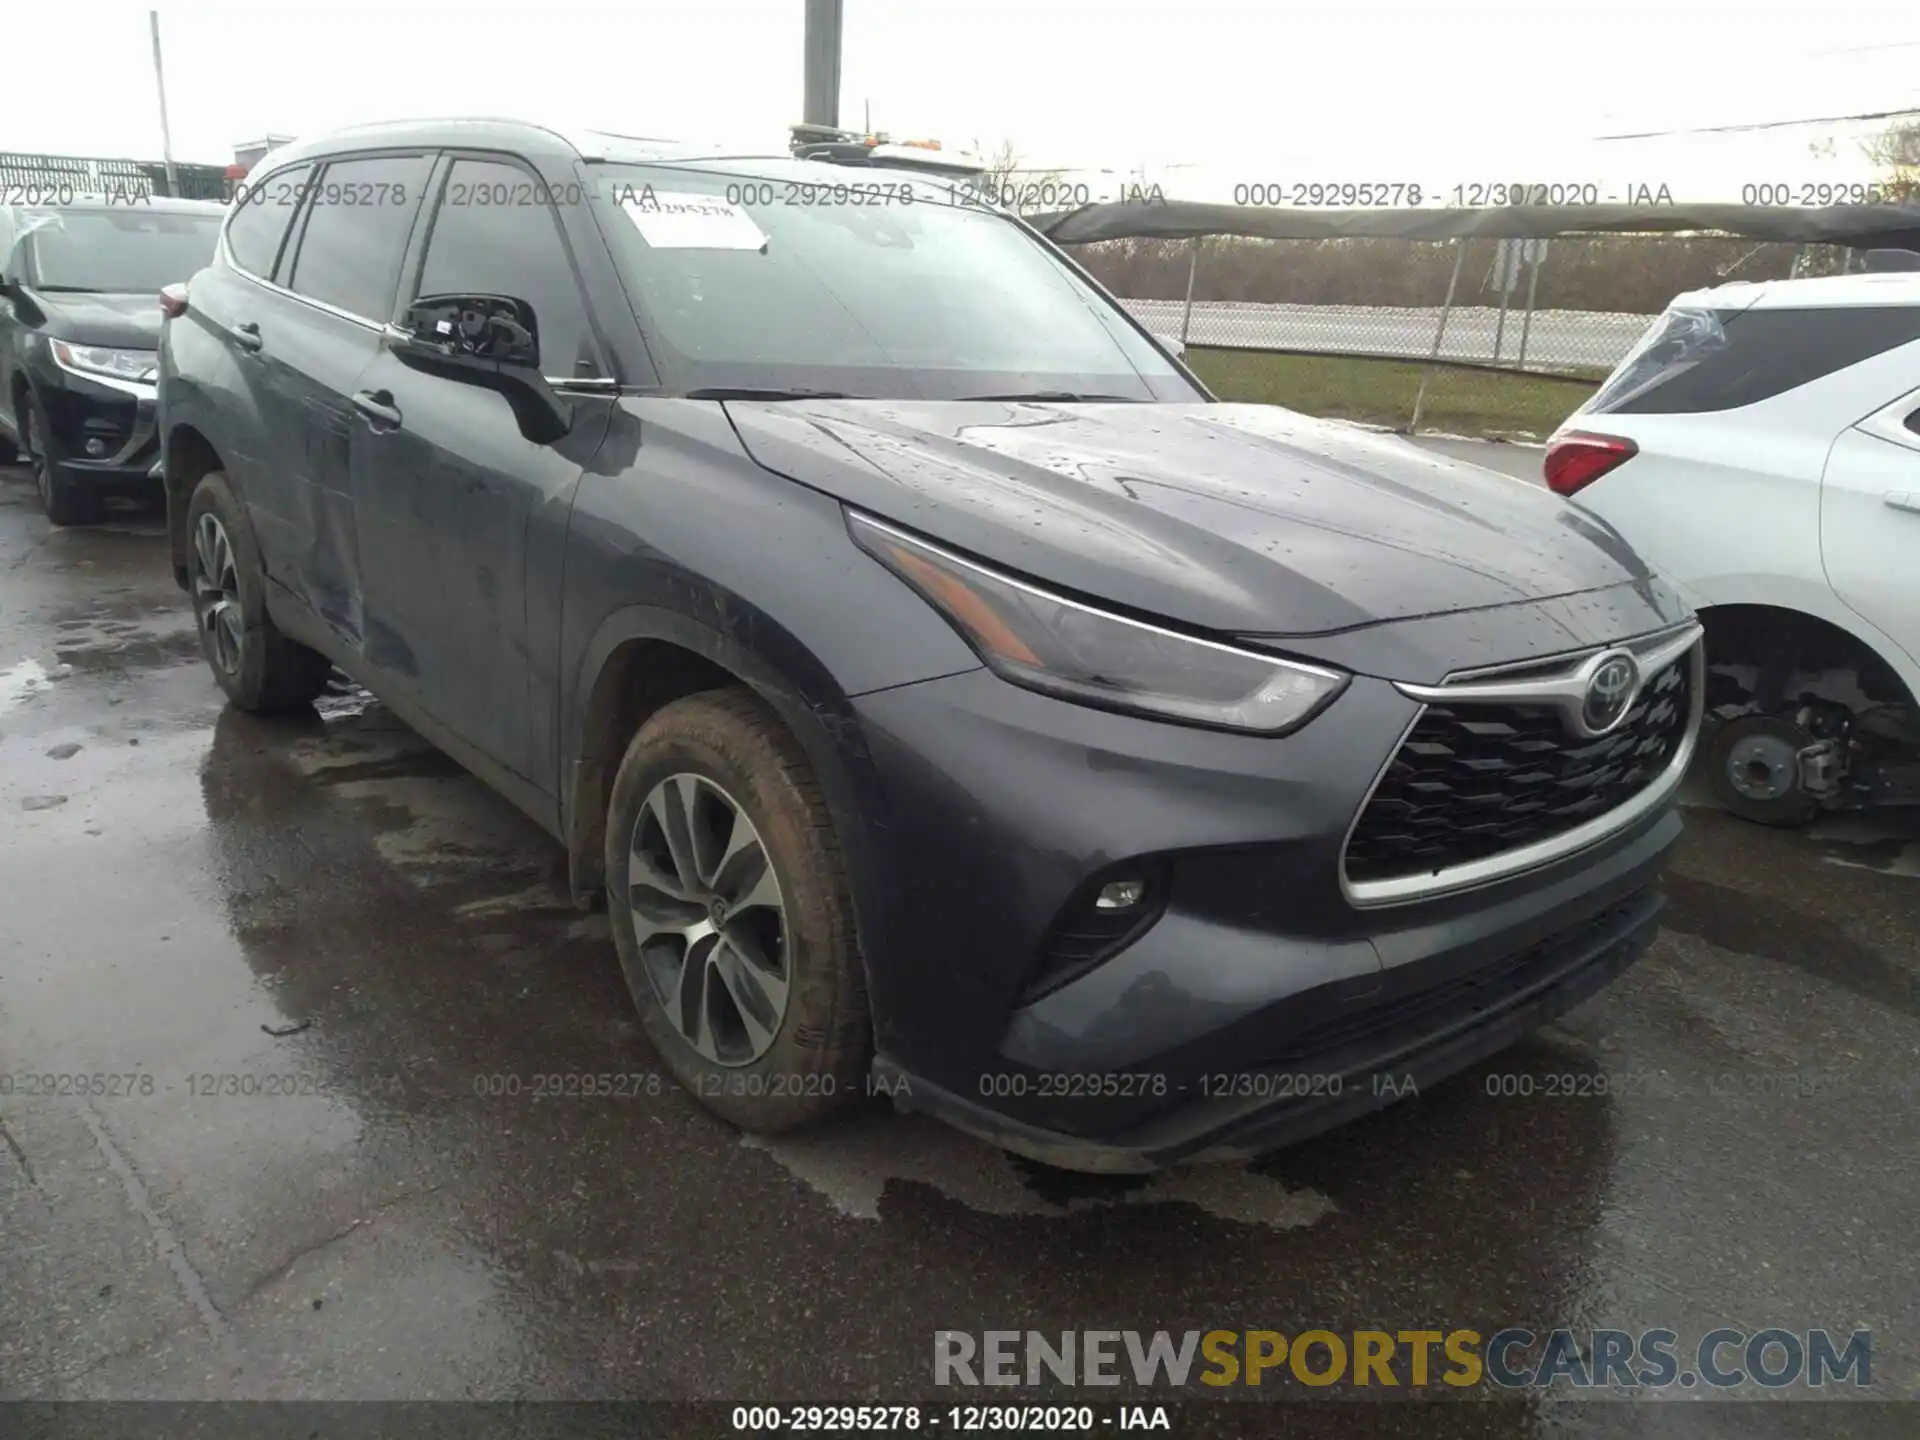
[
  {"xmin": 192, "ymin": 512, "xmax": 244, "ymax": 676},
  {"xmin": 627, "ymin": 773, "xmax": 790, "ymax": 1066}
]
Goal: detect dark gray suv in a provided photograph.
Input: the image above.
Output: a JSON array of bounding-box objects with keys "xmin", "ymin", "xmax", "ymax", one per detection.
[{"xmin": 156, "ymin": 119, "xmax": 1701, "ymax": 1172}]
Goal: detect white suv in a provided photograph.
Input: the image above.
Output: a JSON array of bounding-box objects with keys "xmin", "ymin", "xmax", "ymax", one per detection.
[{"xmin": 1543, "ymin": 272, "xmax": 1920, "ymax": 825}]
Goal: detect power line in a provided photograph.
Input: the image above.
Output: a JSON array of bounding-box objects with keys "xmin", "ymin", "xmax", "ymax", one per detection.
[
  {"xmin": 1597, "ymin": 105, "xmax": 1920, "ymax": 141},
  {"xmin": 1808, "ymin": 40, "xmax": 1920, "ymax": 56}
]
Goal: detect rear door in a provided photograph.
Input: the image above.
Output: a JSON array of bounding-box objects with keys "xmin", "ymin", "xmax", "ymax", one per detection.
[
  {"xmin": 351, "ymin": 152, "xmax": 613, "ymax": 782},
  {"xmin": 259, "ymin": 152, "xmax": 432, "ymax": 651},
  {"xmin": 1821, "ymin": 381, "xmax": 1920, "ymax": 668},
  {"xmin": 171, "ymin": 165, "xmax": 310, "ymax": 567}
]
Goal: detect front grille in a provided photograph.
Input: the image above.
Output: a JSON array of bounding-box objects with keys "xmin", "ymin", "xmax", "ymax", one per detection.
[{"xmin": 1345, "ymin": 656, "xmax": 1691, "ymax": 886}]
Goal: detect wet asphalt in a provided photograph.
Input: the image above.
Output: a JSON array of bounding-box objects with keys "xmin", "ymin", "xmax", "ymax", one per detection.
[{"xmin": 0, "ymin": 458, "xmax": 1917, "ymax": 1434}]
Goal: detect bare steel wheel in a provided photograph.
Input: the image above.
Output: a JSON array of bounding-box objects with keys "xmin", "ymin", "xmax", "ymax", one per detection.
[
  {"xmin": 605, "ymin": 687, "xmax": 869, "ymax": 1132},
  {"xmin": 193, "ymin": 512, "xmax": 244, "ymax": 678},
  {"xmin": 629, "ymin": 772, "xmax": 791, "ymax": 1066}
]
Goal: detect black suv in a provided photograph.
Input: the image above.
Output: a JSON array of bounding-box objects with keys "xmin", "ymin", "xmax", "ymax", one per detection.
[
  {"xmin": 157, "ymin": 119, "xmax": 1701, "ymax": 1172},
  {"xmin": 1, "ymin": 195, "xmax": 224, "ymax": 522}
]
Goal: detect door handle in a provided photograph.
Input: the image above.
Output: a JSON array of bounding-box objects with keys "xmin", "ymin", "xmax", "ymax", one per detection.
[
  {"xmin": 1883, "ymin": 491, "xmax": 1920, "ymax": 514},
  {"xmin": 232, "ymin": 321, "xmax": 263, "ymax": 353},
  {"xmin": 350, "ymin": 389, "xmax": 402, "ymax": 430}
]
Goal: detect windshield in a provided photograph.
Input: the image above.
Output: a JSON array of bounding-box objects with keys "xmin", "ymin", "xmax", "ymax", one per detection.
[
  {"xmin": 22, "ymin": 208, "xmax": 223, "ymax": 294},
  {"xmin": 590, "ymin": 162, "xmax": 1197, "ymax": 401}
]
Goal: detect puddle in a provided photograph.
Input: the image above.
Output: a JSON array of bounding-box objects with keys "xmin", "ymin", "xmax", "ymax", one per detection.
[
  {"xmin": 1814, "ymin": 811, "xmax": 1920, "ymax": 879},
  {"xmin": 0, "ymin": 657, "xmax": 53, "ymax": 716},
  {"xmin": 743, "ymin": 1111, "xmax": 1336, "ymax": 1230},
  {"xmin": 54, "ymin": 629, "xmax": 201, "ymax": 674}
]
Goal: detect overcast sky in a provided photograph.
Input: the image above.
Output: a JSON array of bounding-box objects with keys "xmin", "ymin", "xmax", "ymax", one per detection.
[{"xmin": 7, "ymin": 0, "xmax": 1919, "ymax": 200}]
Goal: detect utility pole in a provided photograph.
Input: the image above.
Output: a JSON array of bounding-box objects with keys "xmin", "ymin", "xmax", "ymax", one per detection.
[
  {"xmin": 149, "ymin": 10, "xmax": 181, "ymax": 197},
  {"xmin": 803, "ymin": 0, "xmax": 844, "ymax": 131}
]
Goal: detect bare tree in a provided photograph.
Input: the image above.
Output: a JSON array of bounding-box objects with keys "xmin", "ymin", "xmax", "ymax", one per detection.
[
  {"xmin": 967, "ymin": 139, "xmax": 1032, "ymax": 210},
  {"xmin": 1863, "ymin": 118, "xmax": 1920, "ymax": 200}
]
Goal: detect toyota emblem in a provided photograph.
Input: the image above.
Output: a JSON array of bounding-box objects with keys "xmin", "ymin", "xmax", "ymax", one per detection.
[{"xmin": 1580, "ymin": 653, "xmax": 1639, "ymax": 734}]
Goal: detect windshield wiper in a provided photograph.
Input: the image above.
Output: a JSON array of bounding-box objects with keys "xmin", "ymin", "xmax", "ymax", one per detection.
[
  {"xmin": 682, "ymin": 386, "xmax": 854, "ymax": 401},
  {"xmin": 33, "ymin": 284, "xmax": 104, "ymax": 294},
  {"xmin": 954, "ymin": 391, "xmax": 1142, "ymax": 403}
]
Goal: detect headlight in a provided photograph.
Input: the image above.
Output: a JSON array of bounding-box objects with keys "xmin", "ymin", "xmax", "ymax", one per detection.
[
  {"xmin": 50, "ymin": 340, "xmax": 158, "ymax": 385},
  {"xmin": 849, "ymin": 513, "xmax": 1348, "ymax": 734}
]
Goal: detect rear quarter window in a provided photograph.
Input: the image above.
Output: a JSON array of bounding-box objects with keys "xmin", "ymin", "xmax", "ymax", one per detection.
[
  {"xmin": 1605, "ymin": 305, "xmax": 1920, "ymax": 415},
  {"xmin": 225, "ymin": 164, "xmax": 312, "ymax": 280}
]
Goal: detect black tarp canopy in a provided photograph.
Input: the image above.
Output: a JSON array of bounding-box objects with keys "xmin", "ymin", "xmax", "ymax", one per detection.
[{"xmin": 1028, "ymin": 199, "xmax": 1920, "ymax": 251}]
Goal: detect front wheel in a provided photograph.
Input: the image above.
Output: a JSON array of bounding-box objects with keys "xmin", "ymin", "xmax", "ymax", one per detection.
[
  {"xmin": 25, "ymin": 391, "xmax": 99, "ymax": 525},
  {"xmin": 605, "ymin": 687, "xmax": 870, "ymax": 1132},
  {"xmin": 185, "ymin": 471, "xmax": 334, "ymax": 711}
]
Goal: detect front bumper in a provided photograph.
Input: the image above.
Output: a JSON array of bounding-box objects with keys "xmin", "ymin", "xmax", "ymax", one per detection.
[
  {"xmin": 845, "ymin": 657, "xmax": 1685, "ymax": 1171},
  {"xmin": 37, "ymin": 370, "xmax": 161, "ymax": 488},
  {"xmin": 878, "ymin": 840, "xmax": 1669, "ymax": 1172}
]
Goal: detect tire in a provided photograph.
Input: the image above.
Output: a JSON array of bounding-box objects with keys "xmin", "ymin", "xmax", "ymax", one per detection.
[
  {"xmin": 25, "ymin": 390, "xmax": 100, "ymax": 525},
  {"xmin": 605, "ymin": 687, "xmax": 869, "ymax": 1132},
  {"xmin": 185, "ymin": 471, "xmax": 334, "ymax": 711},
  {"xmin": 0, "ymin": 430, "xmax": 16, "ymax": 465},
  {"xmin": 1708, "ymin": 713, "xmax": 1822, "ymax": 827}
]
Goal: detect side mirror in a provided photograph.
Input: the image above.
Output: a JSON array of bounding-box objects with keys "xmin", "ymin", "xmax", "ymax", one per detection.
[
  {"xmin": 389, "ymin": 292, "xmax": 572, "ymax": 445},
  {"xmin": 403, "ymin": 293, "xmax": 540, "ymax": 366},
  {"xmin": 1153, "ymin": 332, "xmax": 1186, "ymax": 360}
]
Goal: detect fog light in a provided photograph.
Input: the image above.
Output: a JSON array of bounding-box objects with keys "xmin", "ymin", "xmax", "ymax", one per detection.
[
  {"xmin": 84, "ymin": 437, "xmax": 107, "ymax": 457},
  {"xmin": 1095, "ymin": 878, "xmax": 1146, "ymax": 910}
]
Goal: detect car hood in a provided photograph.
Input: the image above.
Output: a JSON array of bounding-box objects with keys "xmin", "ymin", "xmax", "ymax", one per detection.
[
  {"xmin": 725, "ymin": 400, "xmax": 1653, "ymax": 638},
  {"xmin": 29, "ymin": 289, "xmax": 162, "ymax": 349}
]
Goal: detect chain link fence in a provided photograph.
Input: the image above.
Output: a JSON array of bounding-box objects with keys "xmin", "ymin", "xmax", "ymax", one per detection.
[
  {"xmin": 1118, "ymin": 297, "xmax": 1647, "ymax": 370},
  {"xmin": 1075, "ymin": 233, "xmax": 1855, "ymax": 439}
]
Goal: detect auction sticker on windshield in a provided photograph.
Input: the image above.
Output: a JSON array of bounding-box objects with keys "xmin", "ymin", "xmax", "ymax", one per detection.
[{"xmin": 617, "ymin": 189, "xmax": 767, "ymax": 250}]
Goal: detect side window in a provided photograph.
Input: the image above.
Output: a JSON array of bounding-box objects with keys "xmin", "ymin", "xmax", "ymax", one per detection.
[
  {"xmin": 224, "ymin": 163, "xmax": 311, "ymax": 280},
  {"xmin": 412, "ymin": 159, "xmax": 600, "ymax": 379},
  {"xmin": 1609, "ymin": 307, "xmax": 1920, "ymax": 415},
  {"xmin": 285, "ymin": 154, "xmax": 433, "ymax": 321}
]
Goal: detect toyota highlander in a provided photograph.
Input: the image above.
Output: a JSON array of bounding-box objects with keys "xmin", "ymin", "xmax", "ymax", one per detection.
[{"xmin": 156, "ymin": 120, "xmax": 1702, "ymax": 1171}]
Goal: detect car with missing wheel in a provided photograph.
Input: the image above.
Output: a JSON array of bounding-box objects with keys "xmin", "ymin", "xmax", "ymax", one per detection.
[
  {"xmin": 0, "ymin": 195, "xmax": 225, "ymax": 522},
  {"xmin": 157, "ymin": 119, "xmax": 1701, "ymax": 1172},
  {"xmin": 1545, "ymin": 273, "xmax": 1920, "ymax": 827}
]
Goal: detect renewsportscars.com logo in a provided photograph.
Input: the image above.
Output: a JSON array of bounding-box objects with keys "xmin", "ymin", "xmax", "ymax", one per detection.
[{"xmin": 933, "ymin": 1328, "xmax": 1873, "ymax": 1390}]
